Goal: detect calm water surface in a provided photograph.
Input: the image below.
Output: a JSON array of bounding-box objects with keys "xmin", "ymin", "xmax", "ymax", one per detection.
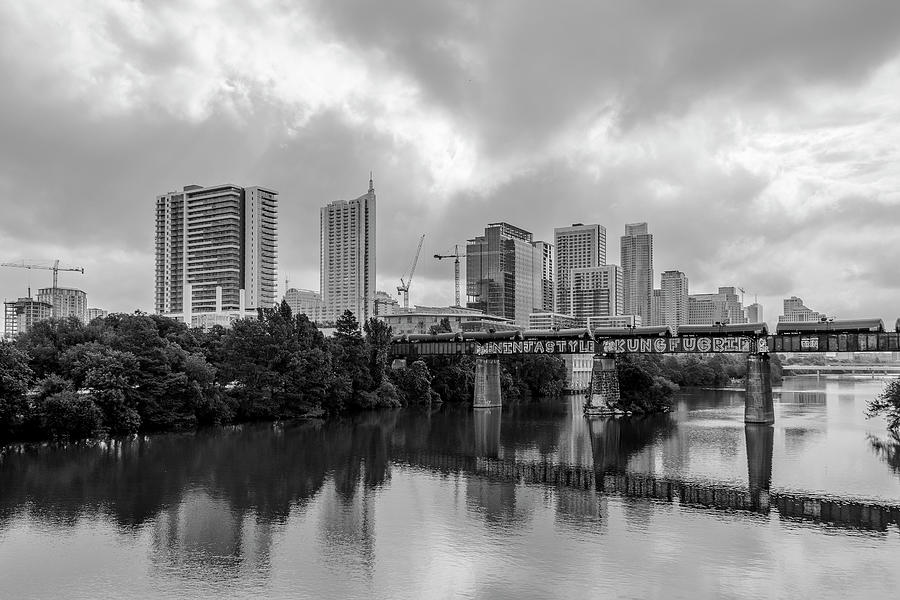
[{"xmin": 2, "ymin": 376, "xmax": 900, "ymax": 599}]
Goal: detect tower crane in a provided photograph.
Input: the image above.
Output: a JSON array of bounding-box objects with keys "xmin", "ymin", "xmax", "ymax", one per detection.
[
  {"xmin": 0, "ymin": 259, "xmax": 85, "ymax": 318},
  {"xmin": 397, "ymin": 234, "xmax": 425, "ymax": 310},
  {"xmin": 434, "ymin": 244, "xmax": 466, "ymax": 308}
]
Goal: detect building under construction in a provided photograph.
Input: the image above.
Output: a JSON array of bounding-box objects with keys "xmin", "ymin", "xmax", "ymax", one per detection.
[{"xmin": 3, "ymin": 296, "xmax": 52, "ymax": 339}]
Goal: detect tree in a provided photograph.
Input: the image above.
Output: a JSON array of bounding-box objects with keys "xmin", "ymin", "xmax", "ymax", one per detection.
[
  {"xmin": 41, "ymin": 391, "xmax": 103, "ymax": 441},
  {"xmin": 422, "ymin": 356, "xmax": 474, "ymax": 404},
  {"xmin": 16, "ymin": 316, "xmax": 92, "ymax": 379},
  {"xmin": 330, "ymin": 310, "xmax": 373, "ymax": 409},
  {"xmin": 390, "ymin": 360, "xmax": 439, "ymax": 405},
  {"xmin": 617, "ymin": 355, "xmax": 677, "ymax": 413},
  {"xmin": 516, "ymin": 355, "xmax": 567, "ymax": 398},
  {"xmin": 60, "ymin": 342, "xmax": 142, "ymax": 435},
  {"xmin": 364, "ymin": 318, "xmax": 393, "ymax": 387},
  {"xmin": 0, "ymin": 341, "xmax": 33, "ymax": 439},
  {"xmin": 868, "ymin": 378, "xmax": 900, "ymax": 436}
]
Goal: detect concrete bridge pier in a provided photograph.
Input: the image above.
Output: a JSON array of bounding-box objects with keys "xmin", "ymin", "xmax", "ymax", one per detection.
[
  {"xmin": 745, "ymin": 423, "xmax": 774, "ymax": 511},
  {"xmin": 745, "ymin": 353, "xmax": 774, "ymax": 424},
  {"xmin": 474, "ymin": 355, "xmax": 502, "ymax": 408},
  {"xmin": 584, "ymin": 355, "xmax": 621, "ymax": 417}
]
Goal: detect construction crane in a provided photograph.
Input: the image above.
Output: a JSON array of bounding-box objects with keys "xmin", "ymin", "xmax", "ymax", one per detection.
[
  {"xmin": 397, "ymin": 234, "xmax": 426, "ymax": 309},
  {"xmin": 0, "ymin": 259, "xmax": 85, "ymax": 318},
  {"xmin": 434, "ymin": 244, "xmax": 466, "ymax": 307}
]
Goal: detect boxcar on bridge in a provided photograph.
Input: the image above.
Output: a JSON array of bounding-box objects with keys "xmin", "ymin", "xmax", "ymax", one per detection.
[
  {"xmin": 522, "ymin": 328, "xmax": 592, "ymax": 340},
  {"xmin": 775, "ymin": 318, "xmax": 884, "ymax": 335},
  {"xmin": 771, "ymin": 318, "xmax": 894, "ymax": 353},
  {"xmin": 678, "ymin": 323, "xmax": 769, "ymax": 337},
  {"xmin": 593, "ymin": 325, "xmax": 673, "ymax": 338}
]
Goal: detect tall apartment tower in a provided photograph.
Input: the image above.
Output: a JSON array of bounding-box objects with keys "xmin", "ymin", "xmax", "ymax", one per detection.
[
  {"xmin": 651, "ymin": 289, "xmax": 664, "ymax": 326},
  {"xmin": 320, "ymin": 177, "xmax": 376, "ymax": 323},
  {"xmin": 466, "ymin": 222, "xmax": 551, "ymax": 327},
  {"xmin": 531, "ymin": 241, "xmax": 554, "ymax": 314},
  {"xmin": 554, "ymin": 223, "xmax": 606, "ymax": 315},
  {"xmin": 155, "ymin": 184, "xmax": 278, "ymax": 317},
  {"xmin": 620, "ymin": 223, "xmax": 653, "ymax": 326},
  {"xmin": 570, "ymin": 265, "xmax": 622, "ymax": 326},
  {"xmin": 661, "ymin": 270, "xmax": 689, "ymax": 331}
]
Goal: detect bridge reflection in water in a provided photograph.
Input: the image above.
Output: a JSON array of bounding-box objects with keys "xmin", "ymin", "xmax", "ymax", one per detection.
[{"xmin": 399, "ymin": 402, "xmax": 900, "ymax": 532}]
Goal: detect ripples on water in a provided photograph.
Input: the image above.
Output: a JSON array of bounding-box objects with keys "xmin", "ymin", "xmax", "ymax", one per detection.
[{"xmin": 1, "ymin": 376, "xmax": 900, "ymax": 599}]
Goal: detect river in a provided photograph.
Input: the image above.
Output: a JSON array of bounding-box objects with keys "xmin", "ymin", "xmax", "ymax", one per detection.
[{"xmin": 2, "ymin": 376, "xmax": 900, "ymax": 599}]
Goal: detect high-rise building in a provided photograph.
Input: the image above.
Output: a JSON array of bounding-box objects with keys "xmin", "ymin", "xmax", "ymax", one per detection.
[
  {"xmin": 86, "ymin": 307, "xmax": 108, "ymax": 322},
  {"xmin": 36, "ymin": 287, "xmax": 87, "ymax": 322},
  {"xmin": 155, "ymin": 183, "xmax": 278, "ymax": 317},
  {"xmin": 621, "ymin": 223, "xmax": 653, "ymax": 326},
  {"xmin": 745, "ymin": 303, "xmax": 763, "ymax": 323},
  {"xmin": 373, "ymin": 290, "xmax": 401, "ymax": 316},
  {"xmin": 531, "ymin": 241, "xmax": 554, "ymax": 315},
  {"xmin": 779, "ymin": 296, "xmax": 825, "ymax": 322},
  {"xmin": 320, "ymin": 177, "xmax": 376, "ymax": 323},
  {"xmin": 687, "ymin": 287, "xmax": 746, "ymax": 325},
  {"xmin": 554, "ymin": 223, "xmax": 606, "ymax": 315},
  {"xmin": 283, "ymin": 288, "xmax": 327, "ymax": 323},
  {"xmin": 651, "ymin": 289, "xmax": 664, "ymax": 327},
  {"xmin": 661, "ymin": 270, "xmax": 689, "ymax": 331},
  {"xmin": 466, "ymin": 222, "xmax": 551, "ymax": 327},
  {"xmin": 569, "ymin": 265, "xmax": 622, "ymax": 326},
  {"xmin": 588, "ymin": 314, "xmax": 642, "ymax": 329},
  {"xmin": 528, "ymin": 312, "xmax": 582, "ymax": 330},
  {"xmin": 3, "ymin": 296, "xmax": 52, "ymax": 338}
]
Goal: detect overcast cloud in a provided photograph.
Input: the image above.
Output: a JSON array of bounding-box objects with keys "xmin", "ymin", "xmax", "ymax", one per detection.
[{"xmin": 2, "ymin": 0, "xmax": 900, "ymax": 321}]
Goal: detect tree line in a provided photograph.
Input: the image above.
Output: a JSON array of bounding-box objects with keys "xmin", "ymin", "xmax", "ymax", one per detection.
[{"xmin": 0, "ymin": 304, "xmax": 567, "ymax": 442}]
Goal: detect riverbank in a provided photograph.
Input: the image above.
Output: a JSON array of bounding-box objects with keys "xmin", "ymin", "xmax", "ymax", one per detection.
[{"xmin": 0, "ymin": 307, "xmax": 573, "ymax": 444}]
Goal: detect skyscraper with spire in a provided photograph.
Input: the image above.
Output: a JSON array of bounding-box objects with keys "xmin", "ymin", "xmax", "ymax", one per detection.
[{"xmin": 320, "ymin": 175, "xmax": 377, "ymax": 322}]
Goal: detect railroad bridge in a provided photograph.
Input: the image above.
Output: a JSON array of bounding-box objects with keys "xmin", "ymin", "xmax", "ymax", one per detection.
[{"xmin": 389, "ymin": 319, "xmax": 897, "ymax": 423}]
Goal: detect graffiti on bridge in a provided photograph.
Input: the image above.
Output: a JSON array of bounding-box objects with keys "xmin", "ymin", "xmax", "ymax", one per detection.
[
  {"xmin": 474, "ymin": 339, "xmax": 596, "ymax": 356},
  {"xmin": 601, "ymin": 336, "xmax": 770, "ymax": 354}
]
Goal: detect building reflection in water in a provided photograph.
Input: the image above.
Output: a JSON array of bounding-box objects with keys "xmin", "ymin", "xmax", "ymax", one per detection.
[
  {"xmin": 555, "ymin": 395, "xmax": 595, "ymax": 468},
  {"xmin": 151, "ymin": 490, "xmax": 275, "ymax": 583},
  {"xmin": 779, "ymin": 376, "xmax": 827, "ymax": 405},
  {"xmin": 319, "ymin": 479, "xmax": 376, "ymax": 580}
]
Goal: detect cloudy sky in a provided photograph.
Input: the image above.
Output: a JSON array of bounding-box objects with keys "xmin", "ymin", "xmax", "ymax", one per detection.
[{"xmin": 2, "ymin": 0, "xmax": 900, "ymax": 322}]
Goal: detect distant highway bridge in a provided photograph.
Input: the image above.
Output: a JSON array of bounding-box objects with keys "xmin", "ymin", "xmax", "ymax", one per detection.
[{"xmin": 782, "ymin": 364, "xmax": 900, "ymax": 376}]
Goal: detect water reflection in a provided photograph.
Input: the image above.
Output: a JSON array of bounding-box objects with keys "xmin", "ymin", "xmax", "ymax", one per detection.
[
  {"xmin": 3, "ymin": 380, "xmax": 900, "ymax": 596},
  {"xmin": 745, "ymin": 424, "xmax": 774, "ymax": 509},
  {"xmin": 779, "ymin": 376, "xmax": 827, "ymax": 405},
  {"xmin": 588, "ymin": 413, "xmax": 675, "ymax": 474},
  {"xmin": 869, "ymin": 435, "xmax": 900, "ymax": 476},
  {"xmin": 473, "ymin": 407, "xmax": 501, "ymax": 458}
]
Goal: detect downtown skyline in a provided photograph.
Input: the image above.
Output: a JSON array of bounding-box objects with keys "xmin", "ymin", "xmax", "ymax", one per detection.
[{"xmin": 2, "ymin": 1, "xmax": 900, "ymax": 322}]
